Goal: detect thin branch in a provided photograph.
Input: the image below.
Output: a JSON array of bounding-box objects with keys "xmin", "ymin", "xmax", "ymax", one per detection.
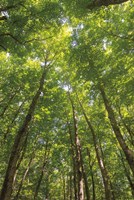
[
  {"xmin": 99, "ymin": 26, "xmax": 134, "ymax": 42},
  {"xmin": 0, "ymin": 33, "xmax": 22, "ymax": 44},
  {"xmin": 103, "ymin": 29, "xmax": 134, "ymax": 42},
  {"xmin": 23, "ymin": 36, "xmax": 54, "ymax": 44},
  {"xmin": 0, "ymin": 44, "xmax": 7, "ymax": 51},
  {"xmin": 0, "ymin": 16, "xmax": 7, "ymax": 21}
]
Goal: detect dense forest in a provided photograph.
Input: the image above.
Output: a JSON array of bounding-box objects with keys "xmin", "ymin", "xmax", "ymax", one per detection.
[{"xmin": 0, "ymin": 0, "xmax": 134, "ymax": 200}]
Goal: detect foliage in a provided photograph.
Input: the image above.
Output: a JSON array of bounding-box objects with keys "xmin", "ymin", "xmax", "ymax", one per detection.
[{"xmin": 0, "ymin": 0, "xmax": 134, "ymax": 199}]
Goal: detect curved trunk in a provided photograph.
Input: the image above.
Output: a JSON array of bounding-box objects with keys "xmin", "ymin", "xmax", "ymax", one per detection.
[{"xmin": 99, "ymin": 85, "xmax": 134, "ymax": 177}]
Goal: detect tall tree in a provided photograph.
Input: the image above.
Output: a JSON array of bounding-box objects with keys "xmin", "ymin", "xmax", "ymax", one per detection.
[{"xmin": 0, "ymin": 56, "xmax": 51, "ymax": 200}]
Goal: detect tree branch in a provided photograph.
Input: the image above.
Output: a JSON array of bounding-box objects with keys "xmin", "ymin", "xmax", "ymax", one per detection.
[
  {"xmin": 87, "ymin": 0, "xmax": 129, "ymax": 9},
  {"xmin": 0, "ymin": 16, "xmax": 7, "ymax": 21},
  {"xmin": 0, "ymin": 33, "xmax": 22, "ymax": 44},
  {"xmin": 0, "ymin": 44, "xmax": 7, "ymax": 51},
  {"xmin": 0, "ymin": 2, "xmax": 24, "ymax": 12}
]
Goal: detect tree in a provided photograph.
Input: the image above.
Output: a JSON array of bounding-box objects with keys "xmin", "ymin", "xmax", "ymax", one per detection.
[{"xmin": 0, "ymin": 0, "xmax": 133, "ymax": 199}]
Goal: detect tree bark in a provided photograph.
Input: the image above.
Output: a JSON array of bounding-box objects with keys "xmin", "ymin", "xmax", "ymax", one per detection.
[
  {"xmin": 4, "ymin": 100, "xmax": 25, "ymax": 141},
  {"xmin": 99, "ymin": 84, "xmax": 134, "ymax": 177},
  {"xmin": 63, "ymin": 176, "xmax": 66, "ymax": 200},
  {"xmin": 0, "ymin": 68, "xmax": 47, "ymax": 200},
  {"xmin": 69, "ymin": 174, "xmax": 73, "ymax": 200},
  {"xmin": 0, "ymin": 90, "xmax": 17, "ymax": 117},
  {"xmin": 99, "ymin": 140, "xmax": 115, "ymax": 200},
  {"xmin": 119, "ymin": 151, "xmax": 134, "ymax": 197},
  {"xmin": 34, "ymin": 141, "xmax": 49, "ymax": 200},
  {"xmin": 69, "ymin": 94, "xmax": 84, "ymax": 200},
  {"xmin": 77, "ymin": 95, "xmax": 112, "ymax": 200},
  {"xmin": 87, "ymin": 0, "xmax": 129, "ymax": 9},
  {"xmin": 118, "ymin": 106, "xmax": 134, "ymax": 146},
  {"xmin": 13, "ymin": 153, "xmax": 35, "ymax": 200},
  {"xmin": 66, "ymin": 119, "xmax": 78, "ymax": 200},
  {"xmin": 81, "ymin": 156, "xmax": 90, "ymax": 200},
  {"xmin": 87, "ymin": 148, "xmax": 96, "ymax": 200}
]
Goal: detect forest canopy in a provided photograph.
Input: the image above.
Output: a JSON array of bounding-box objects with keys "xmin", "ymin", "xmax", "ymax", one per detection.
[{"xmin": 0, "ymin": 0, "xmax": 134, "ymax": 200}]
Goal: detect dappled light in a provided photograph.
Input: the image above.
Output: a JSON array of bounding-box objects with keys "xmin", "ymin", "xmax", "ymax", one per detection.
[{"xmin": 0, "ymin": 0, "xmax": 133, "ymax": 200}]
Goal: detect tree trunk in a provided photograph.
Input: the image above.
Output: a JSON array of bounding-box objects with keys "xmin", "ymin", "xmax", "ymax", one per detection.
[
  {"xmin": 118, "ymin": 107, "xmax": 134, "ymax": 146},
  {"xmin": 80, "ymin": 149, "xmax": 90, "ymax": 200},
  {"xmin": 4, "ymin": 100, "xmax": 25, "ymax": 141},
  {"xmin": 77, "ymin": 96, "xmax": 112, "ymax": 200},
  {"xmin": 87, "ymin": 148, "xmax": 96, "ymax": 200},
  {"xmin": 0, "ymin": 90, "xmax": 17, "ymax": 117},
  {"xmin": 99, "ymin": 140, "xmax": 115, "ymax": 200},
  {"xmin": 33, "ymin": 160, "xmax": 48, "ymax": 200},
  {"xmin": 99, "ymin": 84, "xmax": 134, "ymax": 176},
  {"xmin": 12, "ymin": 134, "xmax": 29, "ymax": 190},
  {"xmin": 69, "ymin": 174, "xmax": 73, "ymax": 200},
  {"xmin": 0, "ymin": 68, "xmax": 47, "ymax": 200},
  {"xmin": 34, "ymin": 141, "xmax": 49, "ymax": 200},
  {"xmin": 43, "ymin": 175, "xmax": 50, "ymax": 200},
  {"xmin": 13, "ymin": 153, "xmax": 34, "ymax": 200},
  {"xmin": 69, "ymin": 93, "xmax": 84, "ymax": 200},
  {"xmin": 63, "ymin": 176, "xmax": 66, "ymax": 200},
  {"xmin": 66, "ymin": 119, "xmax": 78, "ymax": 200},
  {"xmin": 87, "ymin": 0, "xmax": 129, "ymax": 9},
  {"xmin": 119, "ymin": 150, "xmax": 134, "ymax": 197}
]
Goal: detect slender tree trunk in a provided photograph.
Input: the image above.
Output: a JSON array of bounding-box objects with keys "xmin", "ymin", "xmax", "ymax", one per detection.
[
  {"xmin": 12, "ymin": 135, "xmax": 29, "ymax": 189},
  {"xmin": 87, "ymin": 149, "xmax": 96, "ymax": 200},
  {"xmin": 87, "ymin": 0, "xmax": 129, "ymax": 9},
  {"xmin": 0, "ymin": 68, "xmax": 47, "ymax": 200},
  {"xmin": 4, "ymin": 100, "xmax": 25, "ymax": 141},
  {"xmin": 0, "ymin": 91, "xmax": 17, "ymax": 117},
  {"xmin": 16, "ymin": 132, "xmax": 29, "ymax": 171},
  {"xmin": 69, "ymin": 93, "xmax": 84, "ymax": 200},
  {"xmin": 110, "ymin": 181, "xmax": 116, "ymax": 200},
  {"xmin": 74, "ymin": 133, "xmax": 84, "ymax": 200},
  {"xmin": 33, "ymin": 160, "xmax": 48, "ymax": 200},
  {"xmin": 45, "ymin": 176, "xmax": 49, "ymax": 200},
  {"xmin": 99, "ymin": 84, "xmax": 134, "ymax": 176},
  {"xmin": 66, "ymin": 175, "xmax": 70, "ymax": 200},
  {"xmin": 77, "ymin": 96, "xmax": 112, "ymax": 200},
  {"xmin": 118, "ymin": 107, "xmax": 134, "ymax": 146},
  {"xmin": 99, "ymin": 140, "xmax": 115, "ymax": 200},
  {"xmin": 119, "ymin": 151, "xmax": 134, "ymax": 197},
  {"xmin": 13, "ymin": 153, "xmax": 34, "ymax": 200},
  {"xmin": 66, "ymin": 119, "xmax": 78, "ymax": 200},
  {"xmin": 80, "ymin": 153, "xmax": 90, "ymax": 200},
  {"xmin": 69, "ymin": 174, "xmax": 73, "ymax": 200},
  {"xmin": 34, "ymin": 141, "xmax": 49, "ymax": 200},
  {"xmin": 63, "ymin": 176, "xmax": 66, "ymax": 200},
  {"xmin": 16, "ymin": 134, "xmax": 39, "ymax": 171}
]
